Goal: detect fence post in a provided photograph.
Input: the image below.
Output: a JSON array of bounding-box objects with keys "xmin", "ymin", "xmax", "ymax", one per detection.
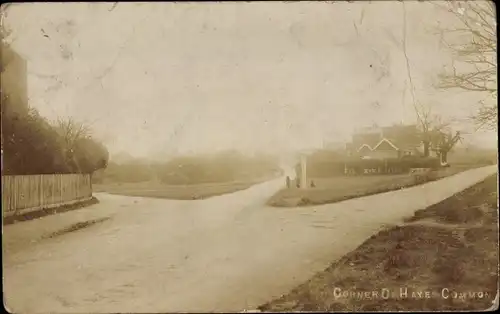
[
  {"xmin": 39, "ymin": 174, "xmax": 43, "ymax": 209},
  {"xmin": 3, "ymin": 174, "xmax": 97, "ymax": 215},
  {"xmin": 89, "ymin": 173, "xmax": 92, "ymax": 197},
  {"xmin": 58, "ymin": 174, "xmax": 62, "ymax": 204},
  {"xmin": 51, "ymin": 174, "xmax": 55, "ymax": 205}
]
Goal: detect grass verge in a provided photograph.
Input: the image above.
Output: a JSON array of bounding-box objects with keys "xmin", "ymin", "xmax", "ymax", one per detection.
[
  {"xmin": 268, "ymin": 166, "xmax": 472, "ymax": 207},
  {"xmin": 93, "ymin": 180, "xmax": 263, "ymax": 200},
  {"xmin": 3, "ymin": 197, "xmax": 100, "ymax": 226},
  {"xmin": 259, "ymin": 174, "xmax": 498, "ymax": 311},
  {"xmin": 42, "ymin": 217, "xmax": 111, "ymax": 239}
]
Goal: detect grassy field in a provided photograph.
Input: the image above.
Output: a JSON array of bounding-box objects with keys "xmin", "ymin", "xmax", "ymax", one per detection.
[
  {"xmin": 259, "ymin": 174, "xmax": 498, "ymax": 311},
  {"xmin": 267, "ymin": 165, "xmax": 477, "ymax": 207},
  {"xmin": 93, "ymin": 179, "xmax": 264, "ymax": 200}
]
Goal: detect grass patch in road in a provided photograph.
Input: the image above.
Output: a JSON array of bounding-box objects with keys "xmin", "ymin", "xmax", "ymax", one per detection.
[
  {"xmin": 267, "ymin": 166, "xmax": 473, "ymax": 207},
  {"xmin": 259, "ymin": 174, "xmax": 498, "ymax": 312},
  {"xmin": 93, "ymin": 180, "xmax": 262, "ymax": 200},
  {"xmin": 42, "ymin": 217, "xmax": 111, "ymax": 239},
  {"xmin": 3, "ymin": 197, "xmax": 100, "ymax": 226}
]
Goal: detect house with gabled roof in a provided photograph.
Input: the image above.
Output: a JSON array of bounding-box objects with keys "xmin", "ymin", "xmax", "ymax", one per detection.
[{"xmin": 346, "ymin": 123, "xmax": 431, "ymax": 159}]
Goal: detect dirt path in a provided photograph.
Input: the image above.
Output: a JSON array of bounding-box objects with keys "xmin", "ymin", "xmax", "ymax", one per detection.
[
  {"xmin": 3, "ymin": 166, "xmax": 496, "ymax": 313},
  {"xmin": 260, "ymin": 174, "xmax": 498, "ymax": 312}
]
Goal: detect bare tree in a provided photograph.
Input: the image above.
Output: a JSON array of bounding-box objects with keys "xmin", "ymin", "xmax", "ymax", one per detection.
[
  {"xmin": 418, "ymin": 106, "xmax": 447, "ymax": 157},
  {"xmin": 55, "ymin": 117, "xmax": 91, "ymax": 148},
  {"xmin": 433, "ymin": 1, "xmax": 497, "ymax": 130},
  {"xmin": 54, "ymin": 117, "xmax": 91, "ymax": 170},
  {"xmin": 415, "ymin": 103, "xmax": 463, "ymax": 164},
  {"xmin": 399, "ymin": 2, "xmax": 464, "ymax": 162},
  {"xmin": 54, "ymin": 117, "xmax": 109, "ymax": 174},
  {"xmin": 430, "ymin": 129, "xmax": 462, "ymax": 165},
  {"xmin": 400, "ymin": 2, "xmax": 453, "ymax": 159}
]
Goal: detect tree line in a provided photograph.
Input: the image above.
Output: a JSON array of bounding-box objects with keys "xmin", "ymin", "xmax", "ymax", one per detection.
[
  {"xmin": 1, "ymin": 108, "xmax": 109, "ymax": 176},
  {"xmin": 1, "ymin": 22, "xmax": 109, "ymax": 176},
  {"xmin": 94, "ymin": 151, "xmax": 282, "ymax": 185}
]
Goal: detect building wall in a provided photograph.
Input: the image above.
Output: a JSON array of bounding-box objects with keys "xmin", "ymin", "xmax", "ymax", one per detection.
[
  {"xmin": 368, "ymin": 149, "xmax": 399, "ymax": 159},
  {"xmin": 1, "ymin": 43, "xmax": 29, "ymax": 118}
]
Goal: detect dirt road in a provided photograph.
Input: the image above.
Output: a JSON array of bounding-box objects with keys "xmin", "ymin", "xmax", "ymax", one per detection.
[{"xmin": 3, "ymin": 165, "xmax": 496, "ymax": 313}]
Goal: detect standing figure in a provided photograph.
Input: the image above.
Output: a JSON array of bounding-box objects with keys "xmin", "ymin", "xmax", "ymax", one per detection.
[{"xmin": 286, "ymin": 176, "xmax": 291, "ymax": 188}]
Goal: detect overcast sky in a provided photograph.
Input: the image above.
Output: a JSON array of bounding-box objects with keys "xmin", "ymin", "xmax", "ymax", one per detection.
[{"xmin": 3, "ymin": 1, "xmax": 496, "ymax": 159}]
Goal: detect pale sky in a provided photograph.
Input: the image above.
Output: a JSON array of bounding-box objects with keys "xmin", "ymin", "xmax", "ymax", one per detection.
[{"xmin": 2, "ymin": 1, "xmax": 497, "ymax": 159}]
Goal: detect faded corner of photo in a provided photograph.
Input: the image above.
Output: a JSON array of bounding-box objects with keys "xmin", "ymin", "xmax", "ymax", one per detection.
[{"xmin": 1, "ymin": 1, "xmax": 498, "ymax": 313}]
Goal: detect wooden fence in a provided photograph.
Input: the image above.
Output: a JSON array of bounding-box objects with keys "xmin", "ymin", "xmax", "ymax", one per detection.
[{"xmin": 2, "ymin": 174, "xmax": 92, "ymax": 217}]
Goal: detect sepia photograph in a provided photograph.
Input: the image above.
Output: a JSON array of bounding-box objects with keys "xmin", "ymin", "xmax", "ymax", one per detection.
[{"xmin": 1, "ymin": 1, "xmax": 498, "ymax": 312}]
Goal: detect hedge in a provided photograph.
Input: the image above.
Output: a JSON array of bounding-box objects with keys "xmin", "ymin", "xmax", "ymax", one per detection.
[
  {"xmin": 344, "ymin": 157, "xmax": 441, "ymax": 173},
  {"xmin": 295, "ymin": 157, "xmax": 441, "ymax": 177}
]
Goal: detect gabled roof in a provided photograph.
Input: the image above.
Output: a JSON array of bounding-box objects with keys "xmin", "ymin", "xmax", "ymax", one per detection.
[
  {"xmin": 357, "ymin": 144, "xmax": 374, "ymax": 152},
  {"xmin": 350, "ymin": 123, "xmax": 422, "ymax": 152},
  {"xmin": 355, "ymin": 138, "xmax": 399, "ymax": 152},
  {"xmin": 373, "ymin": 138, "xmax": 399, "ymax": 151}
]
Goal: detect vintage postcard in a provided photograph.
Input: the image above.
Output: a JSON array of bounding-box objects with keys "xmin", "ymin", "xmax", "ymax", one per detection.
[{"xmin": 1, "ymin": 1, "xmax": 497, "ymax": 313}]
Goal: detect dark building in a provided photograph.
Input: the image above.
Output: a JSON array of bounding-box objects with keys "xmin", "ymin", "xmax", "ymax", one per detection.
[
  {"xmin": 1, "ymin": 43, "xmax": 29, "ymax": 171},
  {"xmin": 1, "ymin": 43, "xmax": 29, "ymax": 118}
]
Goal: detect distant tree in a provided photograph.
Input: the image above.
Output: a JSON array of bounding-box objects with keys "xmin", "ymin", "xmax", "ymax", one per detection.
[
  {"xmin": 414, "ymin": 105, "xmax": 463, "ymax": 165},
  {"xmin": 430, "ymin": 130, "xmax": 462, "ymax": 165},
  {"xmin": 154, "ymin": 152, "xmax": 281, "ymax": 185},
  {"xmin": 416, "ymin": 106, "xmax": 458, "ymax": 158},
  {"xmin": 102, "ymin": 161, "xmax": 152, "ymax": 183}
]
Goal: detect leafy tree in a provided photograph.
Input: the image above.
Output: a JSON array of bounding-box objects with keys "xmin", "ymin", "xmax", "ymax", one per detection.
[
  {"xmin": 2, "ymin": 108, "xmax": 69, "ymax": 174},
  {"xmin": 2, "ymin": 109, "xmax": 109, "ymax": 175},
  {"xmin": 72, "ymin": 136, "xmax": 109, "ymax": 174}
]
